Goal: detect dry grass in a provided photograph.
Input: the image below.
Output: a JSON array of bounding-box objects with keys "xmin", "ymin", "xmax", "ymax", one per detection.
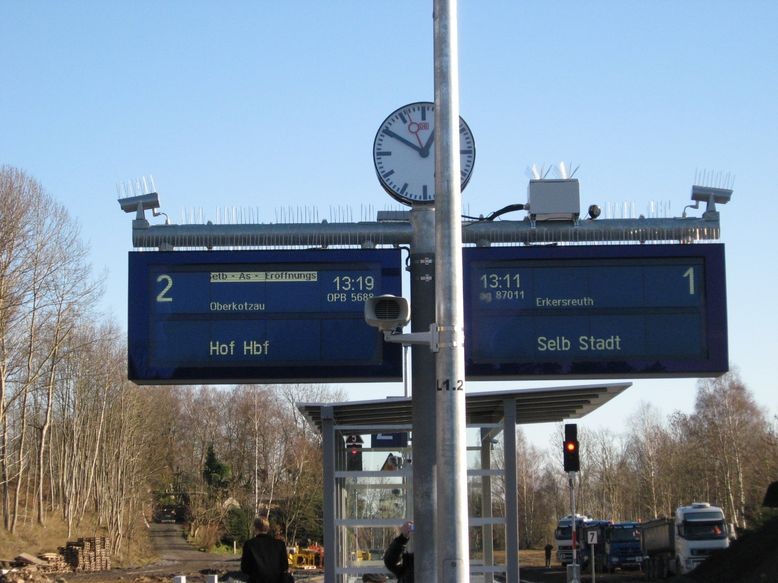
[
  {"xmin": 0, "ymin": 512, "xmax": 156, "ymax": 568},
  {"xmin": 0, "ymin": 514, "xmax": 79, "ymax": 558},
  {"xmin": 482, "ymin": 548, "xmax": 550, "ymax": 568},
  {"xmin": 519, "ymin": 548, "xmax": 549, "ymax": 567}
]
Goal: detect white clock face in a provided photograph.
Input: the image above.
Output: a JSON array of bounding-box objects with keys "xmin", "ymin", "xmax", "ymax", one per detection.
[{"xmin": 373, "ymin": 101, "xmax": 476, "ymax": 205}]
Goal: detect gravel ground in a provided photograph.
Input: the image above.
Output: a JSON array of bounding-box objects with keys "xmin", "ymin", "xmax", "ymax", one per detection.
[{"xmin": 6, "ymin": 517, "xmax": 776, "ymax": 583}]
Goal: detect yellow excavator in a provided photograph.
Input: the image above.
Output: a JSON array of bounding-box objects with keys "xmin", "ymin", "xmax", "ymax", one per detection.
[{"xmin": 287, "ymin": 543, "xmax": 324, "ymax": 570}]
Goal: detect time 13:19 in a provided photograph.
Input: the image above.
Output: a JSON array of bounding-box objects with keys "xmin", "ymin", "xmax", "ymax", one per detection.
[{"xmin": 332, "ymin": 275, "xmax": 375, "ymax": 291}]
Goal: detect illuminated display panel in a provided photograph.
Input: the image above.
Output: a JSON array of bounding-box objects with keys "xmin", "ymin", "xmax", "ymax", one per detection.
[
  {"xmin": 463, "ymin": 244, "xmax": 727, "ymax": 379},
  {"xmin": 128, "ymin": 249, "xmax": 403, "ymax": 383}
]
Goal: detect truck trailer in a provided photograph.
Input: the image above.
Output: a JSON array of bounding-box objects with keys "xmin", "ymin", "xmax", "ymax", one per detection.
[{"xmin": 641, "ymin": 502, "xmax": 729, "ymax": 578}]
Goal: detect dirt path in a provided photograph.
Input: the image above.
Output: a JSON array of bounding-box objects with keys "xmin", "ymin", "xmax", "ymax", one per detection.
[{"xmin": 62, "ymin": 524, "xmax": 241, "ymax": 583}]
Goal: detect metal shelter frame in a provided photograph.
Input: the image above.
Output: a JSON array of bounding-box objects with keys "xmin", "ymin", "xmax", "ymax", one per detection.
[{"xmin": 297, "ymin": 382, "xmax": 630, "ymax": 582}]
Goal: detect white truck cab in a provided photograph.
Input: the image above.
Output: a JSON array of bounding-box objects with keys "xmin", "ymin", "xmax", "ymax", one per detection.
[{"xmin": 674, "ymin": 502, "xmax": 730, "ymax": 574}]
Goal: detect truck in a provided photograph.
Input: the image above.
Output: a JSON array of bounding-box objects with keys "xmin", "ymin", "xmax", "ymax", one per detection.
[
  {"xmin": 641, "ymin": 502, "xmax": 730, "ymax": 578},
  {"xmin": 604, "ymin": 521, "xmax": 642, "ymax": 572},
  {"xmin": 554, "ymin": 514, "xmax": 592, "ymax": 565},
  {"xmin": 581, "ymin": 520, "xmax": 612, "ymax": 572},
  {"xmin": 580, "ymin": 520, "xmax": 643, "ymax": 573}
]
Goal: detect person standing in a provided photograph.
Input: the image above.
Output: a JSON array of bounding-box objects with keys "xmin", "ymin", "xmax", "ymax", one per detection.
[
  {"xmin": 384, "ymin": 520, "xmax": 414, "ymax": 582},
  {"xmin": 241, "ymin": 516, "xmax": 290, "ymax": 583},
  {"xmin": 544, "ymin": 542, "xmax": 554, "ymax": 568}
]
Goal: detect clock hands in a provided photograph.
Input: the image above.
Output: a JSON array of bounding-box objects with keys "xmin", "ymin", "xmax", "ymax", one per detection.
[
  {"xmin": 382, "ymin": 126, "xmax": 434, "ymax": 158},
  {"xmin": 407, "ymin": 113, "xmax": 434, "ymax": 158},
  {"xmin": 420, "ymin": 131, "xmax": 434, "ymax": 158},
  {"xmin": 382, "ymin": 128, "xmax": 423, "ymax": 154}
]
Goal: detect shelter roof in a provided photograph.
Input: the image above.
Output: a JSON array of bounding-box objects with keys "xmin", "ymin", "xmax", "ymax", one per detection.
[{"xmin": 297, "ymin": 382, "xmax": 631, "ymax": 432}]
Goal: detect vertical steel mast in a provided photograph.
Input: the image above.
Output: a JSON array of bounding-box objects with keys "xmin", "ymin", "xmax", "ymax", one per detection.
[{"xmin": 433, "ymin": 0, "xmax": 469, "ymax": 581}]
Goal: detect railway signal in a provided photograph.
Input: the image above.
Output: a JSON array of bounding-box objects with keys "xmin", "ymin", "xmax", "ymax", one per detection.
[
  {"xmin": 564, "ymin": 423, "xmax": 580, "ymax": 472},
  {"xmin": 347, "ymin": 444, "xmax": 363, "ymax": 471}
]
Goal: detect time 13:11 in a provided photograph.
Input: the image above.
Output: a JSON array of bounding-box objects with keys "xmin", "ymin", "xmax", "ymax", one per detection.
[{"xmin": 479, "ymin": 272, "xmax": 521, "ymax": 289}]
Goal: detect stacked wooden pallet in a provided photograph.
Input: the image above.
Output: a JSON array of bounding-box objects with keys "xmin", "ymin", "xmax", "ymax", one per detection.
[
  {"xmin": 37, "ymin": 552, "xmax": 68, "ymax": 572},
  {"xmin": 57, "ymin": 537, "xmax": 111, "ymax": 572}
]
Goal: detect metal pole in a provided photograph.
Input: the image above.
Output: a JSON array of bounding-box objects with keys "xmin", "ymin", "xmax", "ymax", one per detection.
[
  {"xmin": 503, "ymin": 399, "xmax": 520, "ymax": 582},
  {"xmin": 480, "ymin": 428, "xmax": 494, "ymax": 583},
  {"xmin": 570, "ymin": 473, "xmax": 577, "ymax": 567},
  {"xmin": 410, "ymin": 206, "xmax": 438, "ymax": 582},
  {"xmin": 568, "ymin": 472, "xmax": 581, "ymax": 583},
  {"xmin": 433, "ymin": 0, "xmax": 469, "ymax": 581},
  {"xmin": 591, "ymin": 541, "xmax": 596, "ymax": 583},
  {"xmin": 321, "ymin": 406, "xmax": 337, "ymax": 582}
]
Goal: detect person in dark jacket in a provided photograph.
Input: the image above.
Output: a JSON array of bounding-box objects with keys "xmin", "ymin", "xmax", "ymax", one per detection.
[
  {"xmin": 241, "ymin": 516, "xmax": 290, "ymax": 583},
  {"xmin": 383, "ymin": 520, "xmax": 414, "ymax": 582}
]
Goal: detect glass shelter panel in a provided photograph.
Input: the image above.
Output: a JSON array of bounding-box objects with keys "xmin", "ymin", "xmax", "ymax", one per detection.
[{"xmin": 330, "ymin": 424, "xmax": 513, "ymax": 582}]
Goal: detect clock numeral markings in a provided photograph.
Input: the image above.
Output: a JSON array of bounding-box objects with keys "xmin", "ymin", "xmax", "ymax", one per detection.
[
  {"xmin": 399, "ymin": 112, "xmax": 407, "ymax": 124},
  {"xmin": 421, "ymin": 107, "xmax": 427, "ymax": 120},
  {"xmin": 400, "ymin": 183, "xmax": 408, "ymax": 195},
  {"xmin": 376, "ymin": 151, "xmax": 392, "ymax": 157},
  {"xmin": 423, "ymin": 185, "xmax": 429, "ymax": 198}
]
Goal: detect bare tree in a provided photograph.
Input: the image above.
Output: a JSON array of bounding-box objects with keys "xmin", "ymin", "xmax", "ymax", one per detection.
[
  {"xmin": 587, "ymin": 427, "xmax": 631, "ymax": 520},
  {"xmin": 0, "ymin": 166, "xmax": 42, "ymax": 529},
  {"xmin": 684, "ymin": 371, "xmax": 772, "ymax": 528},
  {"xmin": 625, "ymin": 402, "xmax": 670, "ymax": 518},
  {"xmin": 514, "ymin": 428, "xmax": 545, "ymax": 547},
  {"xmin": 0, "ymin": 166, "xmax": 101, "ymax": 532}
]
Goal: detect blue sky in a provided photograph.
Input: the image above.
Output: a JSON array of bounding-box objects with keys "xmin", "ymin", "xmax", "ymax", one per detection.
[{"xmin": 1, "ymin": 1, "xmax": 776, "ymax": 449}]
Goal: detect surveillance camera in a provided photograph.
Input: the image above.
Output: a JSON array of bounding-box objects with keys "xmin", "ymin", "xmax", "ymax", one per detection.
[
  {"xmin": 691, "ymin": 185, "xmax": 732, "ymax": 206},
  {"xmin": 117, "ymin": 192, "xmax": 161, "ymax": 214},
  {"xmin": 364, "ymin": 295, "xmax": 410, "ymax": 332},
  {"xmin": 587, "ymin": 204, "xmax": 601, "ymax": 219},
  {"xmin": 684, "ymin": 184, "xmax": 734, "ymax": 217}
]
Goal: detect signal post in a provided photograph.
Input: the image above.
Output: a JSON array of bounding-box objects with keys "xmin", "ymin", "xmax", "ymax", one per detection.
[{"xmin": 564, "ymin": 423, "xmax": 581, "ymax": 583}]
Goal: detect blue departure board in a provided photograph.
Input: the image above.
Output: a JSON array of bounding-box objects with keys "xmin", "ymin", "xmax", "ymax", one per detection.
[
  {"xmin": 128, "ymin": 249, "xmax": 403, "ymax": 383},
  {"xmin": 463, "ymin": 244, "xmax": 727, "ymax": 379}
]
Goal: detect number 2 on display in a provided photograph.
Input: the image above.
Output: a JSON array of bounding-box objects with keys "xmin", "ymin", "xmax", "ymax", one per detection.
[{"xmin": 156, "ymin": 274, "xmax": 173, "ymax": 302}]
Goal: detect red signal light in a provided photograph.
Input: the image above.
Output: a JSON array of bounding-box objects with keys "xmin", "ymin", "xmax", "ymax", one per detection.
[
  {"xmin": 347, "ymin": 444, "xmax": 363, "ymax": 471},
  {"xmin": 563, "ymin": 423, "xmax": 580, "ymax": 472}
]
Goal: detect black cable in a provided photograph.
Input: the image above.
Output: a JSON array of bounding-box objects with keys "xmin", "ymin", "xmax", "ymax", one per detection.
[
  {"xmin": 462, "ymin": 203, "xmax": 526, "ymax": 223},
  {"xmin": 484, "ymin": 203, "xmax": 525, "ymax": 221}
]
